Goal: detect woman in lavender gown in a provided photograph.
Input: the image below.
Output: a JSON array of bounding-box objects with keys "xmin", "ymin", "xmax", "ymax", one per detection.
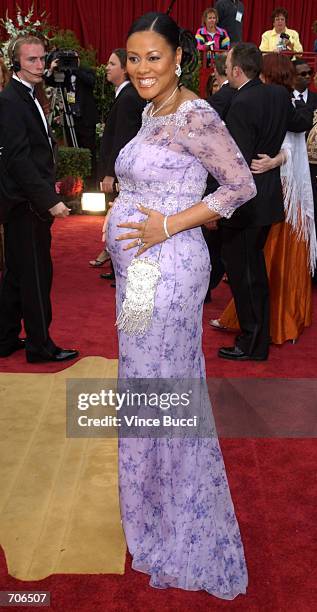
[{"xmin": 106, "ymin": 12, "xmax": 256, "ymax": 599}]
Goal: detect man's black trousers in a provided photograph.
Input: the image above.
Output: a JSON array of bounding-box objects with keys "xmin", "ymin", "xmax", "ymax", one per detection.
[
  {"xmin": 0, "ymin": 208, "xmax": 56, "ymax": 354},
  {"xmin": 221, "ymin": 224, "xmax": 271, "ymax": 357}
]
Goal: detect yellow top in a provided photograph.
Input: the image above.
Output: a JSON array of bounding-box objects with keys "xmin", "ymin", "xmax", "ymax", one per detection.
[{"xmin": 259, "ymin": 27, "xmax": 303, "ymax": 53}]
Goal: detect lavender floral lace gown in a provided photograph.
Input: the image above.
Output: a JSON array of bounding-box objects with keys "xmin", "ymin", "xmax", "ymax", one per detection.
[{"xmin": 107, "ymin": 99, "xmax": 256, "ymax": 599}]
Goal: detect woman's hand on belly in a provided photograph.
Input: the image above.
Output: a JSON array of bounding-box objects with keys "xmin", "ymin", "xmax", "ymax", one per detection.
[{"xmin": 116, "ymin": 204, "xmax": 168, "ymax": 255}]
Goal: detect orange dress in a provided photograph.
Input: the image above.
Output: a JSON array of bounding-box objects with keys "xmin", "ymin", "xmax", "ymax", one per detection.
[{"xmin": 219, "ymin": 220, "xmax": 312, "ymax": 344}]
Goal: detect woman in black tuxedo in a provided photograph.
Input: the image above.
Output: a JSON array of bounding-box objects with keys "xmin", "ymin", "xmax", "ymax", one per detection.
[
  {"xmin": 99, "ymin": 49, "xmax": 146, "ymax": 193},
  {"xmin": 90, "ymin": 49, "xmax": 145, "ymax": 273}
]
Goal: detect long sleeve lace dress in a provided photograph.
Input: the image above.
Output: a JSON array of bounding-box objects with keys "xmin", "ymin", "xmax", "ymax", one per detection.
[{"xmin": 106, "ymin": 99, "xmax": 256, "ymax": 599}]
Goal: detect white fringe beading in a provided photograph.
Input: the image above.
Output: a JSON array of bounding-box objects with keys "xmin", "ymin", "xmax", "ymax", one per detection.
[
  {"xmin": 116, "ymin": 258, "xmax": 161, "ymax": 335},
  {"xmin": 281, "ymin": 131, "xmax": 317, "ymax": 275}
]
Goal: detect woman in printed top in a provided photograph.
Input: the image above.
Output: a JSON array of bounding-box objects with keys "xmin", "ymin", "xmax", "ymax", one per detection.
[{"xmin": 195, "ymin": 7, "xmax": 230, "ymax": 52}]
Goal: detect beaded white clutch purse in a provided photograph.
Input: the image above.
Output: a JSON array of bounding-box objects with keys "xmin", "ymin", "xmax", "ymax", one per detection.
[{"xmin": 116, "ymin": 257, "xmax": 161, "ymax": 335}]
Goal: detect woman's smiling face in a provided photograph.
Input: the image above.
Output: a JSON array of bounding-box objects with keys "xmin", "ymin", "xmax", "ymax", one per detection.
[{"xmin": 126, "ymin": 30, "xmax": 181, "ymax": 103}]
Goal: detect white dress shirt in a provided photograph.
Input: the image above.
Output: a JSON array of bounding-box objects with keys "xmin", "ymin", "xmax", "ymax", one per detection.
[
  {"xmin": 12, "ymin": 74, "xmax": 50, "ymax": 139},
  {"xmin": 293, "ymin": 89, "xmax": 308, "ymax": 103},
  {"xmin": 115, "ymin": 80, "xmax": 130, "ymax": 98}
]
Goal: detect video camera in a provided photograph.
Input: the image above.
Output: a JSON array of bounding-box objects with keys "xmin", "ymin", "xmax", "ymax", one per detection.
[{"xmin": 47, "ymin": 48, "xmax": 79, "ymax": 73}]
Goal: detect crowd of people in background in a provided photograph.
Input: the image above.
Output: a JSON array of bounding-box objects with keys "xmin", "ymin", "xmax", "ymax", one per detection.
[
  {"xmin": 192, "ymin": 4, "xmax": 317, "ymax": 350},
  {"xmin": 0, "ymin": 2, "xmax": 317, "ymax": 359}
]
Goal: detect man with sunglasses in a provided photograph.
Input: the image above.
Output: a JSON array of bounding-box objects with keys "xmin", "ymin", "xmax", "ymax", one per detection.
[
  {"xmin": 292, "ymin": 59, "xmax": 317, "ymax": 112},
  {"xmin": 292, "ymin": 59, "xmax": 317, "ymax": 279}
]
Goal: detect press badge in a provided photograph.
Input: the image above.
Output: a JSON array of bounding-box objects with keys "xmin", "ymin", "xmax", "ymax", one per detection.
[
  {"xmin": 67, "ymin": 91, "xmax": 76, "ymax": 105},
  {"xmin": 236, "ymin": 11, "xmax": 243, "ymax": 22}
]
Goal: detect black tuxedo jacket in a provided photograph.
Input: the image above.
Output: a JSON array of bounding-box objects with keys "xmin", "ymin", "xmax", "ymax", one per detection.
[
  {"xmin": 293, "ymin": 90, "xmax": 317, "ymax": 119},
  {"xmin": 207, "ymin": 83, "xmax": 236, "ymax": 121},
  {"xmin": 62, "ymin": 68, "xmax": 99, "ymax": 127},
  {"xmin": 223, "ymin": 78, "xmax": 313, "ymax": 228},
  {"xmin": 45, "ymin": 67, "xmax": 98, "ymax": 127},
  {"xmin": 205, "ymin": 84, "xmax": 236, "ymax": 197},
  {"xmin": 99, "ymin": 82, "xmax": 146, "ymax": 179},
  {"xmin": 0, "ymin": 78, "xmax": 60, "ymax": 223},
  {"xmin": 305, "ymin": 90, "xmax": 317, "ymax": 114},
  {"xmin": 72, "ymin": 68, "xmax": 99, "ymax": 127},
  {"xmin": 215, "ymin": 0, "xmax": 244, "ymax": 42}
]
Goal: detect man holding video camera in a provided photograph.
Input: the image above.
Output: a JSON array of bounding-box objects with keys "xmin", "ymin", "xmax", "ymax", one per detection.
[{"xmin": 45, "ymin": 49, "xmax": 99, "ymax": 184}]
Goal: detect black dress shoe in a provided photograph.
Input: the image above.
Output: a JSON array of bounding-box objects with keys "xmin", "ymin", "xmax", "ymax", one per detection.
[
  {"xmin": 218, "ymin": 346, "xmax": 268, "ymax": 361},
  {"xmin": 100, "ymin": 272, "xmax": 115, "ymax": 280},
  {"xmin": 26, "ymin": 348, "xmax": 79, "ymax": 363},
  {"xmin": 0, "ymin": 338, "xmax": 25, "ymax": 358}
]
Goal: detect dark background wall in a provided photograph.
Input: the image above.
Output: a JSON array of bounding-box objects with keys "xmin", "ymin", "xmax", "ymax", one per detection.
[{"xmin": 0, "ymin": 0, "xmax": 315, "ymax": 62}]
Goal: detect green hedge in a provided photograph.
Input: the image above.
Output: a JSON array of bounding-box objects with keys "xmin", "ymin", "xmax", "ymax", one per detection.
[
  {"xmin": 49, "ymin": 29, "xmax": 97, "ymax": 68},
  {"xmin": 56, "ymin": 146, "xmax": 91, "ymax": 180},
  {"xmin": 94, "ymin": 65, "xmax": 115, "ymax": 122}
]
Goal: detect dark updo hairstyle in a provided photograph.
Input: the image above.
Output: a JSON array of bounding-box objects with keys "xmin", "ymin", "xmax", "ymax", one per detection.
[{"xmin": 127, "ymin": 12, "xmax": 198, "ymax": 77}]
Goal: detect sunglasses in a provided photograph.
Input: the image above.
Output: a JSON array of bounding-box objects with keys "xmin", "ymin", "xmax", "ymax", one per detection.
[{"xmin": 297, "ymin": 70, "xmax": 313, "ymax": 77}]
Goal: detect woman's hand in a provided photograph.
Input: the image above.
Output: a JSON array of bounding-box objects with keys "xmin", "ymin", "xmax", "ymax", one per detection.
[
  {"xmin": 251, "ymin": 154, "xmax": 274, "ymax": 174},
  {"xmin": 116, "ymin": 204, "xmax": 167, "ymax": 255},
  {"xmin": 100, "ymin": 176, "xmax": 115, "ymax": 193}
]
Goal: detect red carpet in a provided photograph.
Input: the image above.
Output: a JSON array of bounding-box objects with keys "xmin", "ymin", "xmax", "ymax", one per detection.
[{"xmin": 0, "ymin": 216, "xmax": 316, "ymax": 611}]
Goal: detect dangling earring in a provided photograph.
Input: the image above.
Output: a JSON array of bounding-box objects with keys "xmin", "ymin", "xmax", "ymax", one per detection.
[{"xmin": 175, "ymin": 63, "xmax": 182, "ymax": 78}]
